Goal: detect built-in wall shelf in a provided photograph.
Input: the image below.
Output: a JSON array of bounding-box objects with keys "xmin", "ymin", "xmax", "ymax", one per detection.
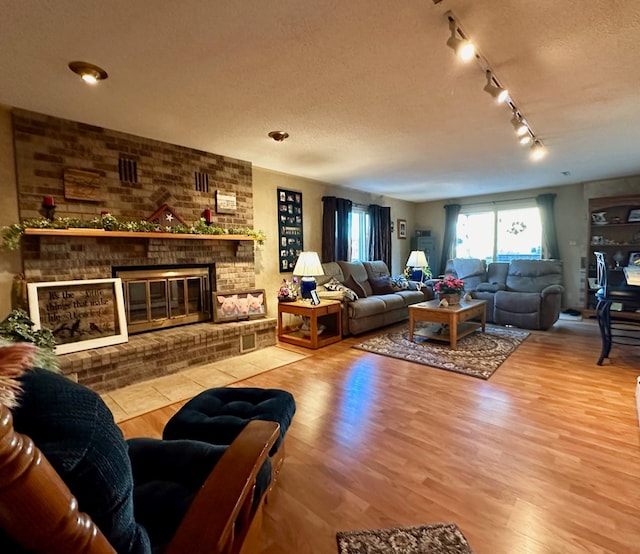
[{"xmin": 23, "ymin": 228, "xmax": 257, "ymax": 241}]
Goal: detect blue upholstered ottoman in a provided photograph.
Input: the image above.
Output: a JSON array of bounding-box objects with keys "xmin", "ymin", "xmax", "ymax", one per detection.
[{"xmin": 163, "ymin": 387, "xmax": 296, "ymax": 479}]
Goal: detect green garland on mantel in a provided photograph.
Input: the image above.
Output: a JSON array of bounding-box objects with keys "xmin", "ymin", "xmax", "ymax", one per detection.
[{"xmin": 1, "ymin": 215, "xmax": 266, "ymax": 251}]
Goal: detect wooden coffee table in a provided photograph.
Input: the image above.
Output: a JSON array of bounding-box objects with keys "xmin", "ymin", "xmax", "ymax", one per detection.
[{"xmin": 408, "ymin": 299, "xmax": 486, "ymax": 350}]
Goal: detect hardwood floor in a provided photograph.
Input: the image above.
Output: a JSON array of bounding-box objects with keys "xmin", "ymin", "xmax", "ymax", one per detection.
[{"xmin": 119, "ymin": 320, "xmax": 640, "ymax": 553}]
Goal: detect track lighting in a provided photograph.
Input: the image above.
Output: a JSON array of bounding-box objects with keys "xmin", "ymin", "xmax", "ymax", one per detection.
[
  {"xmin": 519, "ymin": 133, "xmax": 532, "ymax": 145},
  {"xmin": 483, "ymin": 71, "xmax": 509, "ymax": 103},
  {"xmin": 442, "ymin": 11, "xmax": 546, "ymax": 160},
  {"xmin": 511, "ymin": 113, "xmax": 528, "ymax": 136},
  {"xmin": 530, "ymin": 140, "xmax": 546, "ymax": 161},
  {"xmin": 446, "ymin": 19, "xmax": 475, "ymax": 62}
]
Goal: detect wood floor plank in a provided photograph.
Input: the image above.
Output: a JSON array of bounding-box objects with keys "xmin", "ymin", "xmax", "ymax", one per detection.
[{"xmin": 119, "ymin": 320, "xmax": 640, "ymax": 553}]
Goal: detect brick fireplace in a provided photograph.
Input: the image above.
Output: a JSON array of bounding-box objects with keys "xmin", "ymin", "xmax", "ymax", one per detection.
[{"xmin": 12, "ymin": 109, "xmax": 276, "ymax": 392}]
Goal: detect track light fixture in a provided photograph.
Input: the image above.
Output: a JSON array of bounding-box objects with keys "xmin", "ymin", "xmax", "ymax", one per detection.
[
  {"xmin": 443, "ymin": 10, "xmax": 546, "ymax": 161},
  {"xmin": 483, "ymin": 71, "xmax": 509, "ymax": 104},
  {"xmin": 446, "ymin": 18, "xmax": 475, "ymax": 62},
  {"xmin": 530, "ymin": 140, "xmax": 546, "ymax": 161},
  {"xmin": 510, "ymin": 113, "xmax": 528, "ymax": 136}
]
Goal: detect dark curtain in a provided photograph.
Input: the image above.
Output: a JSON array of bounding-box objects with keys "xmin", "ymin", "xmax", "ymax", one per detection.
[
  {"xmin": 536, "ymin": 193, "xmax": 560, "ymax": 259},
  {"xmin": 321, "ymin": 196, "xmax": 352, "ymax": 262},
  {"xmin": 439, "ymin": 203, "xmax": 461, "ymax": 273},
  {"xmin": 368, "ymin": 204, "xmax": 391, "ymax": 268}
]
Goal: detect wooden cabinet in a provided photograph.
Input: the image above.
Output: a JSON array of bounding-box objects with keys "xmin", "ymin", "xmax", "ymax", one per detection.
[
  {"xmin": 585, "ymin": 195, "xmax": 640, "ymax": 311},
  {"xmin": 411, "ymin": 235, "xmax": 439, "ymax": 278}
]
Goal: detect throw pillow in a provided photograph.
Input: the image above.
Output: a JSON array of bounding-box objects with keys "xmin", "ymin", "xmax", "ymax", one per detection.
[
  {"xmin": 344, "ymin": 275, "xmax": 368, "ymax": 298},
  {"xmin": 390, "ymin": 276, "xmax": 409, "ymax": 290},
  {"xmin": 369, "ymin": 276, "xmax": 395, "ymax": 295},
  {"xmin": 323, "ymin": 277, "xmax": 359, "ymax": 302}
]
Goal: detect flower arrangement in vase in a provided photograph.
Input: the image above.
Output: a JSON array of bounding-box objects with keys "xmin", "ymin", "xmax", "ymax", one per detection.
[
  {"xmin": 434, "ymin": 275, "xmax": 465, "ymax": 304},
  {"xmin": 277, "ymin": 278, "xmax": 299, "ymax": 302}
]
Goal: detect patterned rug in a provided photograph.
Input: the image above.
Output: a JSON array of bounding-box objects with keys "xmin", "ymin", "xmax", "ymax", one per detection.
[
  {"xmin": 353, "ymin": 324, "xmax": 529, "ymax": 379},
  {"xmin": 337, "ymin": 522, "xmax": 473, "ymax": 553}
]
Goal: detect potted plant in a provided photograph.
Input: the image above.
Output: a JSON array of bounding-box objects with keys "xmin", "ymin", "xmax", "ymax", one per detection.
[{"xmin": 434, "ymin": 275, "xmax": 465, "ymax": 305}]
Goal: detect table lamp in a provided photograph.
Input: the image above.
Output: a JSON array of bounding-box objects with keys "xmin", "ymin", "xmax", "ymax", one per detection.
[
  {"xmin": 406, "ymin": 250, "xmax": 428, "ymax": 282},
  {"xmin": 293, "ymin": 251, "xmax": 324, "ymax": 299}
]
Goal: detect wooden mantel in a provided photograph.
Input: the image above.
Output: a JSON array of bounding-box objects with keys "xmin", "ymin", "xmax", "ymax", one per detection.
[{"xmin": 23, "ymin": 228, "xmax": 257, "ymax": 241}]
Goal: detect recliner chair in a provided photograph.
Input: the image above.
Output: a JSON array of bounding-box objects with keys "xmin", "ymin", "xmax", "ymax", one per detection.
[{"xmin": 0, "ymin": 348, "xmax": 278, "ymax": 554}]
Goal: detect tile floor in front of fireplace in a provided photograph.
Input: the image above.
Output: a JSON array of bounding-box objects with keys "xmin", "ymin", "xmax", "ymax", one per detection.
[{"xmin": 101, "ymin": 346, "xmax": 309, "ymax": 423}]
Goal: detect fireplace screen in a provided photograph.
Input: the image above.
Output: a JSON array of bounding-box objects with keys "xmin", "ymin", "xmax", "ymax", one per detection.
[{"xmin": 116, "ymin": 267, "xmax": 211, "ymax": 334}]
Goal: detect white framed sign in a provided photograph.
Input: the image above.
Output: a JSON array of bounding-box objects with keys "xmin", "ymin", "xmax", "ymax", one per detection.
[{"xmin": 27, "ymin": 278, "xmax": 128, "ymax": 354}]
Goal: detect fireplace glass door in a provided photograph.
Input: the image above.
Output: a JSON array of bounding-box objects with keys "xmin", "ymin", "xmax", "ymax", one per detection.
[{"xmin": 117, "ymin": 268, "xmax": 211, "ymax": 333}]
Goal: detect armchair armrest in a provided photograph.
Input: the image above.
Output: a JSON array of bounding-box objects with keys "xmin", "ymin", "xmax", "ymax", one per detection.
[
  {"xmin": 541, "ymin": 284, "xmax": 564, "ymax": 298},
  {"xmin": 165, "ymin": 420, "xmax": 279, "ymax": 554},
  {"xmin": 475, "ymin": 282, "xmax": 506, "ymax": 293},
  {"xmin": 0, "ymin": 405, "xmax": 116, "ymax": 553}
]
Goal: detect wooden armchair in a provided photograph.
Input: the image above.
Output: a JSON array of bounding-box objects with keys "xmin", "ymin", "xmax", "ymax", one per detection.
[{"xmin": 0, "ymin": 374, "xmax": 278, "ymax": 554}]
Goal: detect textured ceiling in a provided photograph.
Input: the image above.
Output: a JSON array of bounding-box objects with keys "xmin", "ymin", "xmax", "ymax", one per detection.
[{"xmin": 1, "ymin": 0, "xmax": 639, "ymax": 202}]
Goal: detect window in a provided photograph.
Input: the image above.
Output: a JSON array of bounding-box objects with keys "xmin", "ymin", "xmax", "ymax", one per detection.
[
  {"xmin": 456, "ymin": 204, "xmax": 541, "ymax": 263},
  {"xmin": 350, "ymin": 207, "xmax": 370, "ymax": 262}
]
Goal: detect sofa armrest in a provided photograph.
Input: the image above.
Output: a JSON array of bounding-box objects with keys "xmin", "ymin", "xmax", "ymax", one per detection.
[
  {"xmin": 475, "ymin": 282, "xmax": 506, "ymax": 293},
  {"xmin": 541, "ymin": 284, "xmax": 564, "ymax": 298}
]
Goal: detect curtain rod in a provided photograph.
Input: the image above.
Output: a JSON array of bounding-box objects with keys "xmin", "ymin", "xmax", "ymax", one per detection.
[{"xmin": 461, "ymin": 195, "xmax": 536, "ymax": 207}]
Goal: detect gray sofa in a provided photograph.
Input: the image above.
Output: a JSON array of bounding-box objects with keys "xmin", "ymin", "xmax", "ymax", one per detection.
[
  {"xmin": 316, "ymin": 260, "xmax": 431, "ymax": 335},
  {"xmin": 442, "ymin": 258, "xmax": 564, "ymax": 330}
]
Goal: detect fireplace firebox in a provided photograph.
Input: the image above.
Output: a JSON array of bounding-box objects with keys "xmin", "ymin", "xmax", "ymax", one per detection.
[{"xmin": 114, "ymin": 265, "xmax": 213, "ymax": 334}]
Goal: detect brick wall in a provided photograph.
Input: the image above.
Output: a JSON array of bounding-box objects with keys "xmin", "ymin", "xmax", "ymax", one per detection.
[
  {"xmin": 11, "ymin": 109, "xmax": 276, "ymax": 392},
  {"xmin": 12, "ymin": 109, "xmax": 252, "ymax": 228}
]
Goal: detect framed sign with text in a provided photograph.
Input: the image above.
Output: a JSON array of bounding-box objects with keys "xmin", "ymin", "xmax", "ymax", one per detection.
[{"xmin": 27, "ymin": 278, "xmax": 128, "ymax": 354}]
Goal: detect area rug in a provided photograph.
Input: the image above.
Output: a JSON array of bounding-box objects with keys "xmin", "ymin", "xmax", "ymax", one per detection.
[
  {"xmin": 336, "ymin": 522, "xmax": 473, "ymax": 553},
  {"xmin": 353, "ymin": 324, "xmax": 528, "ymax": 379}
]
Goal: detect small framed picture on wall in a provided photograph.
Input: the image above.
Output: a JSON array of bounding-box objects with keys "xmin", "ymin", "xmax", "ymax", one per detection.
[{"xmin": 397, "ymin": 219, "xmax": 407, "ymax": 239}]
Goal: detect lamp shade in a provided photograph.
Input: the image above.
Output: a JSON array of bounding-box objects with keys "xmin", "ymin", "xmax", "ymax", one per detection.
[
  {"xmin": 293, "ymin": 252, "xmax": 323, "ymax": 276},
  {"xmin": 293, "ymin": 252, "xmax": 324, "ymax": 299},
  {"xmin": 406, "ymin": 250, "xmax": 428, "ymax": 268}
]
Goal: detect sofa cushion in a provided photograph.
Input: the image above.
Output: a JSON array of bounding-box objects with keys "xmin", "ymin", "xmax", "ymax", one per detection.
[
  {"xmin": 451, "ymin": 258, "xmax": 487, "ymax": 290},
  {"xmin": 347, "ymin": 296, "xmax": 387, "ymax": 318},
  {"xmin": 344, "ymin": 274, "xmax": 368, "ymax": 298},
  {"xmin": 322, "ymin": 277, "xmax": 359, "ymax": 301},
  {"xmin": 395, "ymin": 289, "xmax": 427, "ymax": 306},
  {"xmin": 362, "ymin": 260, "xmax": 391, "ymax": 280},
  {"xmin": 476, "ymin": 282, "xmax": 505, "ymax": 293},
  {"xmin": 338, "ymin": 261, "xmax": 374, "ymax": 297},
  {"xmin": 505, "ymin": 260, "xmax": 563, "ymax": 292},
  {"xmin": 369, "ymin": 275, "xmax": 395, "ymax": 295},
  {"xmin": 379, "ymin": 293, "xmax": 405, "ymax": 310},
  {"xmin": 320, "ymin": 262, "xmax": 344, "ymax": 284}
]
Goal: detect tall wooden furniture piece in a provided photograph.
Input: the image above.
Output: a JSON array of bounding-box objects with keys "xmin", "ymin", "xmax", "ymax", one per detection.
[
  {"xmin": 411, "ymin": 234, "xmax": 439, "ymax": 278},
  {"xmin": 593, "ymin": 251, "xmax": 640, "ymax": 365},
  {"xmin": 586, "ymin": 194, "xmax": 640, "ymax": 316}
]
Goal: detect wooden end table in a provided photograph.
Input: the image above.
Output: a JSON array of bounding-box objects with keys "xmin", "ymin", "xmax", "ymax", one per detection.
[
  {"xmin": 408, "ymin": 299, "xmax": 486, "ymax": 349},
  {"xmin": 277, "ymin": 299, "xmax": 342, "ymax": 349}
]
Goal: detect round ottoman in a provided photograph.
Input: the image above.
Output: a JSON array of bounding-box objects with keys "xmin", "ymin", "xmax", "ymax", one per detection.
[{"xmin": 163, "ymin": 387, "xmax": 296, "ymax": 478}]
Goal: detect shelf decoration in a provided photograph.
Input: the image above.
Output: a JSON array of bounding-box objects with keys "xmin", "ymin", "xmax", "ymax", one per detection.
[{"xmin": 1, "ymin": 214, "xmax": 266, "ymax": 251}]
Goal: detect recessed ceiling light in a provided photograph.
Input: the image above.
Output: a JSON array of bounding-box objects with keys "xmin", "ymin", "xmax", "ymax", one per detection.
[
  {"xmin": 268, "ymin": 131, "xmax": 289, "ymax": 142},
  {"xmin": 68, "ymin": 61, "xmax": 108, "ymax": 84}
]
